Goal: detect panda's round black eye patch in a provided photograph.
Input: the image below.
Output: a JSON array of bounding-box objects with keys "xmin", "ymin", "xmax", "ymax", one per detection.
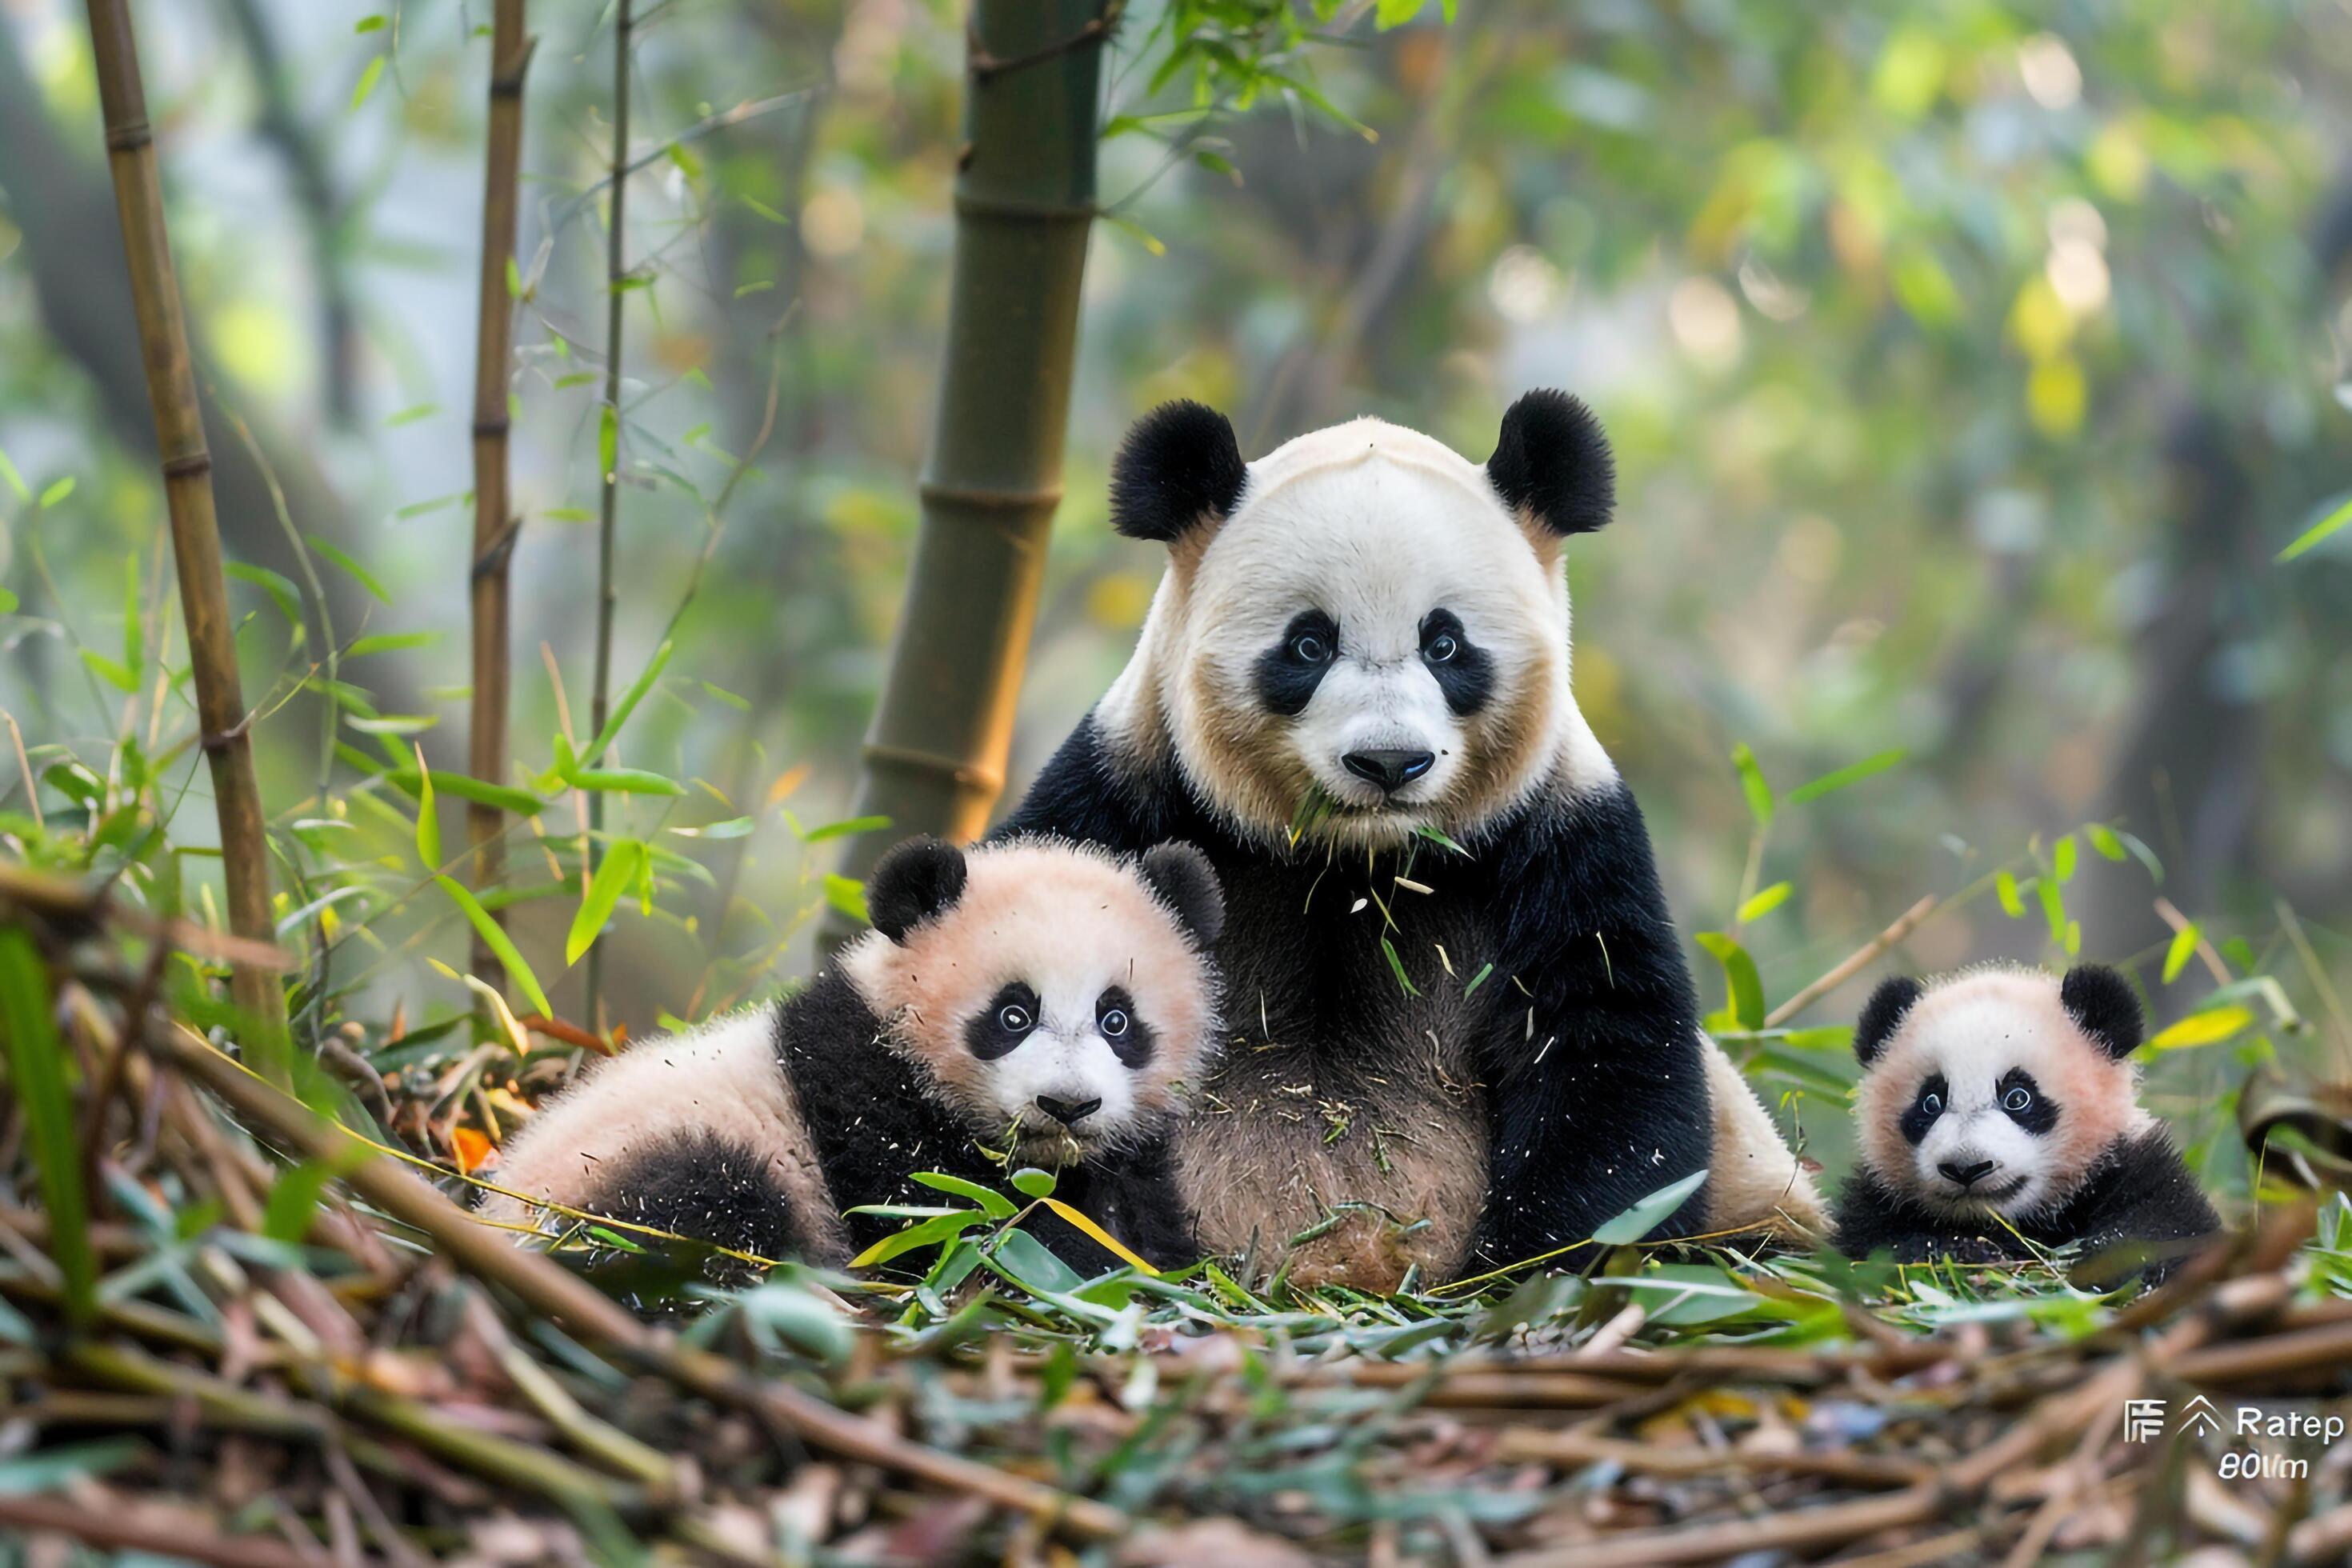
[
  {"xmin": 1255, "ymin": 609, "xmax": 1341, "ymax": 718},
  {"xmin": 967, "ymin": 981, "xmax": 1041, "ymax": 1061},
  {"xmin": 1998, "ymin": 1068, "xmax": 2057, "ymax": 1134},
  {"xmin": 1900, "ymin": 1073, "xmax": 1948, "ymax": 1146},
  {"xmin": 1418, "ymin": 609, "xmax": 1493, "ymax": 717},
  {"xmin": 1096, "ymin": 985, "xmax": 1156, "ymax": 1069}
]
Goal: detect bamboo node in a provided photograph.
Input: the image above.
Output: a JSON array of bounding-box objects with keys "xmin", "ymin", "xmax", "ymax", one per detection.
[
  {"xmin": 471, "ymin": 518, "xmax": 522, "ymax": 580},
  {"xmin": 472, "ymin": 416, "xmax": 513, "ymax": 438},
  {"xmin": 950, "ymin": 190, "xmax": 1097, "ymax": 226},
  {"xmin": 918, "ymin": 479, "xmax": 1063, "ymax": 512},
  {"xmin": 159, "ymin": 452, "xmax": 213, "ymax": 482},
  {"xmin": 860, "ymin": 742, "xmax": 1002, "ymax": 794},
  {"xmin": 967, "ymin": 11, "xmax": 1114, "ymax": 82},
  {"xmin": 104, "ymin": 121, "xmax": 156, "ymax": 153}
]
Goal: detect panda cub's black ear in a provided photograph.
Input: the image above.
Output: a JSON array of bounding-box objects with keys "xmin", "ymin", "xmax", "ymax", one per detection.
[
  {"xmin": 1854, "ymin": 975, "xmax": 1926, "ymax": 1066},
  {"xmin": 1486, "ymin": 388, "xmax": 1615, "ymax": 537},
  {"xmin": 2060, "ymin": 964, "xmax": 2142, "ymax": 1059},
  {"xmin": 1138, "ymin": 842, "xmax": 1224, "ymax": 950},
  {"xmin": 866, "ymin": 836, "xmax": 968, "ymax": 944},
  {"xmin": 1110, "ymin": 401, "xmax": 1247, "ymax": 544}
]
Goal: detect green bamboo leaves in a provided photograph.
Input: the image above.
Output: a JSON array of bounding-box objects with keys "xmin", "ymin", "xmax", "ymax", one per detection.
[
  {"xmin": 566, "ymin": 838, "xmax": 647, "ymax": 965},
  {"xmin": 0, "ymin": 930, "xmax": 94, "ymax": 1326}
]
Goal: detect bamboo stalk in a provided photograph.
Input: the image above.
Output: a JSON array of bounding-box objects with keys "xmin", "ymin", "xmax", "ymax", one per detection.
[
  {"xmin": 825, "ymin": 0, "xmax": 1114, "ymax": 937},
  {"xmin": 83, "ymin": 0, "xmax": 290, "ymax": 1082},
  {"xmin": 466, "ymin": 0, "xmax": 533, "ymax": 998},
  {"xmin": 582, "ymin": 0, "xmax": 634, "ymax": 1028}
]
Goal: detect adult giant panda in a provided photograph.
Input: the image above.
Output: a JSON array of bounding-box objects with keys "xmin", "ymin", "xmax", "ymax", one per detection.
[
  {"xmin": 998, "ymin": 392, "xmax": 1822, "ymax": 1287},
  {"xmin": 482, "ymin": 836, "xmax": 1224, "ymax": 1274}
]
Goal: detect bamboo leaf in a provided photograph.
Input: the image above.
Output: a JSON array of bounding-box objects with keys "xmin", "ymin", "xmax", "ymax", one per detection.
[
  {"xmin": 2278, "ymin": 491, "xmax": 2352, "ymax": 562},
  {"xmin": 2162, "ymin": 923, "xmax": 2202, "ymax": 984},
  {"xmin": 385, "ymin": 769, "xmax": 543, "ymax": 818},
  {"xmin": 908, "ymin": 1171, "xmax": 1018, "ymax": 1220},
  {"xmin": 598, "ymin": 403, "xmax": 619, "ymax": 480},
  {"xmin": 567, "ymin": 839, "xmax": 646, "ymax": 965},
  {"xmin": 1786, "ymin": 747, "xmax": 1905, "ymax": 806},
  {"xmin": 848, "ymin": 1211, "xmax": 984, "ymax": 1270},
  {"xmin": 2036, "ymin": 875, "xmax": 2066, "ymax": 941},
  {"xmin": 1736, "ymin": 882, "xmax": 1792, "ymax": 923},
  {"xmin": 797, "ymin": 813, "xmax": 889, "ymax": 844},
  {"xmin": 412, "ymin": 747, "xmax": 440, "ymax": 867},
  {"xmin": 433, "ymin": 875, "xmax": 551, "ymax": 1018},
  {"xmin": 1694, "ymin": 932, "xmax": 1765, "ymax": 1032},
  {"xmin": 1996, "ymin": 870, "xmax": 2026, "ymax": 918},
  {"xmin": 0, "ymin": 930, "xmax": 94, "ymax": 1326},
  {"xmin": 823, "ymin": 873, "xmax": 869, "ymax": 925},
  {"xmin": 1730, "ymin": 742, "xmax": 1774, "ymax": 827},
  {"xmin": 2053, "ymin": 834, "xmax": 2078, "ymax": 883},
  {"xmin": 38, "ymin": 475, "xmax": 75, "ymax": 510},
  {"xmin": 1010, "ymin": 1166, "xmax": 1058, "ymax": 1198},
  {"xmin": 1042, "ymin": 1198, "xmax": 1160, "ymax": 1275},
  {"xmin": 1591, "ymin": 1167, "xmax": 1708, "ymax": 1245},
  {"xmin": 567, "ymin": 767, "xmax": 686, "ymax": 796},
  {"xmin": 307, "ymin": 534, "xmax": 391, "ymax": 604},
  {"xmin": 350, "ymin": 55, "xmax": 386, "ymax": 111},
  {"xmin": 580, "ymin": 640, "xmax": 673, "ymax": 768},
  {"xmin": 2086, "ymin": 824, "xmax": 2128, "ymax": 862},
  {"xmin": 2147, "ymin": 1004, "xmax": 2255, "ymax": 1051}
]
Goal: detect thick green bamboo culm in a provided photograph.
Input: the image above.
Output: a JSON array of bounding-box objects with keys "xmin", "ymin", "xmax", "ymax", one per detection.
[
  {"xmin": 83, "ymin": 0, "xmax": 291, "ymax": 1083},
  {"xmin": 826, "ymin": 0, "xmax": 1114, "ymax": 928},
  {"xmin": 466, "ymin": 1, "xmax": 531, "ymax": 997}
]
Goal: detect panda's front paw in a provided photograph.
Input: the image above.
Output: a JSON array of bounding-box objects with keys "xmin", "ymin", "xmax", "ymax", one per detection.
[{"xmin": 1887, "ymin": 1232, "xmax": 2009, "ymax": 1266}]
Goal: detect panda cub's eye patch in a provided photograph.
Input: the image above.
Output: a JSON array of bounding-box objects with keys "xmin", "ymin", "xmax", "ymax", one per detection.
[
  {"xmin": 1418, "ymin": 609, "xmax": 1493, "ymax": 718},
  {"xmin": 1900, "ymin": 1073, "xmax": 1948, "ymax": 1146},
  {"xmin": 1997, "ymin": 1068, "xmax": 2058, "ymax": 1134},
  {"xmin": 1255, "ymin": 609, "xmax": 1341, "ymax": 718},
  {"xmin": 966, "ymin": 981, "xmax": 1041, "ymax": 1061},
  {"xmin": 1096, "ymin": 985, "xmax": 1156, "ymax": 1069}
]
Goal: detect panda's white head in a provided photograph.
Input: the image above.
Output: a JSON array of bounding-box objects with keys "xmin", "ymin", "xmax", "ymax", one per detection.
[
  {"xmin": 841, "ymin": 836, "xmax": 1223, "ymax": 1169},
  {"xmin": 1854, "ymin": 965, "xmax": 2153, "ymax": 1223},
  {"xmin": 1098, "ymin": 393, "xmax": 1621, "ymax": 850}
]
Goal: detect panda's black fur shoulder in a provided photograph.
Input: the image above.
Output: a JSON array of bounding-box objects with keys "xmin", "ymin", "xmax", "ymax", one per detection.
[
  {"xmin": 570, "ymin": 968, "xmax": 1193, "ymax": 1278},
  {"xmin": 999, "ymin": 710, "xmax": 1713, "ymax": 1260},
  {"xmin": 1834, "ymin": 1125, "xmax": 2221, "ymax": 1285}
]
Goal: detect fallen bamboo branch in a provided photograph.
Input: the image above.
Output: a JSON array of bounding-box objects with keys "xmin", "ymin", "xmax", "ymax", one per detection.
[
  {"xmin": 83, "ymin": 0, "xmax": 290, "ymax": 1082},
  {"xmin": 0, "ymin": 1492, "xmax": 322, "ymax": 1568},
  {"xmin": 466, "ymin": 0, "xmax": 533, "ymax": 994},
  {"xmin": 1765, "ymin": 894, "xmax": 1939, "ymax": 1028},
  {"xmin": 143, "ymin": 1017, "xmax": 1131, "ymax": 1541}
]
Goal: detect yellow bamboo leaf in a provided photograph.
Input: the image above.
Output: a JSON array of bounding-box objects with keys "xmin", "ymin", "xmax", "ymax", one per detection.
[
  {"xmin": 2147, "ymin": 1004, "xmax": 2255, "ymax": 1051},
  {"xmin": 1042, "ymin": 1198, "xmax": 1160, "ymax": 1276}
]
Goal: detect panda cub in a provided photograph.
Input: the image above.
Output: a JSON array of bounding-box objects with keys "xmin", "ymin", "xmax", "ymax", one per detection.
[
  {"xmin": 1834, "ymin": 964, "xmax": 2220, "ymax": 1283},
  {"xmin": 480, "ymin": 836, "xmax": 1224, "ymax": 1273}
]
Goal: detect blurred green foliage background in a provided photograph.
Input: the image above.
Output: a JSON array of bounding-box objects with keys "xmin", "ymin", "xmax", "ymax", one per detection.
[{"xmin": 0, "ymin": 1, "xmax": 2346, "ymax": 1182}]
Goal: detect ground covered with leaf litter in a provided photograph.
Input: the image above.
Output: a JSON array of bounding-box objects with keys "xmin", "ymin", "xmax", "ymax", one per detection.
[{"xmin": 2, "ymin": 870, "xmax": 2351, "ymax": 1567}]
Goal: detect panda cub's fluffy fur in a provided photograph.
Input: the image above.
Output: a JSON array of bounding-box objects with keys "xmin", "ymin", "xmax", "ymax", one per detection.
[
  {"xmin": 1834, "ymin": 964, "xmax": 2220, "ymax": 1282},
  {"xmin": 480, "ymin": 836, "xmax": 1224, "ymax": 1272},
  {"xmin": 999, "ymin": 392, "xmax": 1822, "ymax": 1288}
]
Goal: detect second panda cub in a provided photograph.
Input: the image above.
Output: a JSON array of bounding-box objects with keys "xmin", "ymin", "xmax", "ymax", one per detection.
[
  {"xmin": 482, "ymin": 836, "xmax": 1223, "ymax": 1273},
  {"xmin": 1834, "ymin": 964, "xmax": 2220, "ymax": 1283}
]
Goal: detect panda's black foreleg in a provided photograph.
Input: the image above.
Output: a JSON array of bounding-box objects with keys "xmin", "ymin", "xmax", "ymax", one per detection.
[
  {"xmin": 597, "ymin": 1130, "xmax": 806, "ymax": 1270},
  {"xmin": 1468, "ymin": 786, "xmax": 1714, "ymax": 1268}
]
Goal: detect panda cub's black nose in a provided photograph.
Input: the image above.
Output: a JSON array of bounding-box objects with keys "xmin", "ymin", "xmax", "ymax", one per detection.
[
  {"xmin": 1035, "ymin": 1094, "xmax": 1102, "ymax": 1126},
  {"xmin": 1938, "ymin": 1158, "xmax": 1998, "ymax": 1189},
  {"xmin": 1342, "ymin": 749, "xmax": 1436, "ymax": 793}
]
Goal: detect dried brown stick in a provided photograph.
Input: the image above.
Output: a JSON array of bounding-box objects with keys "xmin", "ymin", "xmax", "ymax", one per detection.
[
  {"xmin": 1764, "ymin": 894, "xmax": 1939, "ymax": 1028},
  {"xmin": 82, "ymin": 0, "xmax": 290, "ymax": 1080},
  {"xmin": 0, "ymin": 1492, "xmax": 326, "ymax": 1568},
  {"xmin": 1494, "ymin": 1428, "xmax": 1928, "ymax": 1489}
]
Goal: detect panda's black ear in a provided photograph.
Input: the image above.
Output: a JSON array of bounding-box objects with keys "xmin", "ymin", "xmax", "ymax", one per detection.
[
  {"xmin": 1854, "ymin": 975, "xmax": 1925, "ymax": 1066},
  {"xmin": 2061, "ymin": 965, "xmax": 2142, "ymax": 1059},
  {"xmin": 866, "ymin": 836, "xmax": 967, "ymax": 944},
  {"xmin": 1138, "ymin": 842, "xmax": 1224, "ymax": 950},
  {"xmin": 1110, "ymin": 401, "xmax": 1246, "ymax": 544},
  {"xmin": 1486, "ymin": 388, "xmax": 1615, "ymax": 537}
]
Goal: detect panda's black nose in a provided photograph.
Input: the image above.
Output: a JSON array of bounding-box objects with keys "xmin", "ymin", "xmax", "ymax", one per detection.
[
  {"xmin": 1938, "ymin": 1158, "xmax": 1998, "ymax": 1189},
  {"xmin": 1035, "ymin": 1094, "xmax": 1102, "ymax": 1126},
  {"xmin": 1342, "ymin": 749, "xmax": 1435, "ymax": 793}
]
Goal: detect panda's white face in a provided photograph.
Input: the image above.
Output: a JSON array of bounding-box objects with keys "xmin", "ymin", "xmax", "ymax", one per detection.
[
  {"xmin": 1857, "ymin": 970, "xmax": 2150, "ymax": 1223},
  {"xmin": 842, "ymin": 842, "xmax": 1219, "ymax": 1170},
  {"xmin": 1117, "ymin": 420, "xmax": 1612, "ymax": 849}
]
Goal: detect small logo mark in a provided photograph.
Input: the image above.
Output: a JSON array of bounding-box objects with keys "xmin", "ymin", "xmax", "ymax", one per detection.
[
  {"xmin": 2181, "ymin": 1395, "xmax": 2224, "ymax": 1437},
  {"xmin": 2124, "ymin": 1399, "xmax": 2167, "ymax": 1443}
]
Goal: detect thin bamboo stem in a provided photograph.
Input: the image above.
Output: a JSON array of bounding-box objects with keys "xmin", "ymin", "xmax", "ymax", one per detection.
[
  {"xmin": 468, "ymin": 2, "xmax": 533, "ymax": 998},
  {"xmin": 83, "ymin": 0, "xmax": 290, "ymax": 1082},
  {"xmin": 582, "ymin": 0, "xmax": 633, "ymax": 1029}
]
